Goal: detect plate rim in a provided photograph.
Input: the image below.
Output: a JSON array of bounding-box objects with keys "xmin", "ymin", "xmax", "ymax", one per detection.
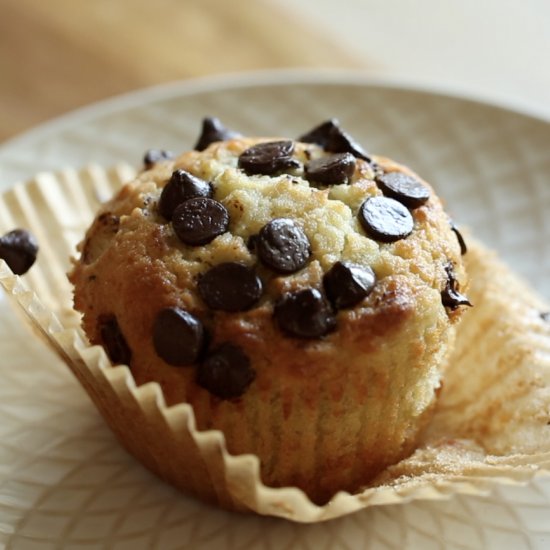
[{"xmin": 2, "ymin": 68, "xmax": 550, "ymax": 163}]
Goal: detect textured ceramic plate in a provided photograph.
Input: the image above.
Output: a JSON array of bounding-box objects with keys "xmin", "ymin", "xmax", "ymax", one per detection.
[{"xmin": 1, "ymin": 70, "xmax": 550, "ymax": 549}]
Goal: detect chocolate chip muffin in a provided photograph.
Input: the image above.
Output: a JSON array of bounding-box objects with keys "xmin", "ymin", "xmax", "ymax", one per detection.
[{"xmin": 69, "ymin": 118, "xmax": 470, "ymax": 504}]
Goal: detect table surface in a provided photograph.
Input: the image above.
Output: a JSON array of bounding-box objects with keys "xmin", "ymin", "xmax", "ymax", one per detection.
[
  {"xmin": 0, "ymin": 0, "xmax": 360, "ymax": 143},
  {"xmin": 4, "ymin": 0, "xmax": 550, "ymax": 145}
]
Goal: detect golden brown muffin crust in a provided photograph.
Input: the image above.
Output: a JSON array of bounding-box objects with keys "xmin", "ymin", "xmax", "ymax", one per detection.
[{"xmin": 70, "ymin": 135, "xmax": 468, "ymax": 502}]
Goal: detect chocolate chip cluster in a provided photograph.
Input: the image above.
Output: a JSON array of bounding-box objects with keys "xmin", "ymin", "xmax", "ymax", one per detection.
[{"xmin": 137, "ymin": 118, "xmax": 470, "ymax": 400}]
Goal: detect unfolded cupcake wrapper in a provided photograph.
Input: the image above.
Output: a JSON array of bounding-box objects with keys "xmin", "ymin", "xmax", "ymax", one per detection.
[{"xmin": 1, "ymin": 166, "xmax": 550, "ymax": 522}]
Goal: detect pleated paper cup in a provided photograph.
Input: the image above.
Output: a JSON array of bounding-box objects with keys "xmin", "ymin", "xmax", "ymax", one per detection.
[{"xmin": 1, "ymin": 166, "xmax": 550, "ymax": 522}]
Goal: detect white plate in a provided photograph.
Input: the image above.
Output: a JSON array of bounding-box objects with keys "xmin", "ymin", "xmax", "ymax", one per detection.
[{"xmin": 1, "ymin": 70, "xmax": 550, "ymax": 549}]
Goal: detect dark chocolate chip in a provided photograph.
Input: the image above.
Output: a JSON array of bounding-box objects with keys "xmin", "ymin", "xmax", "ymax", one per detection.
[
  {"xmin": 257, "ymin": 218, "xmax": 311, "ymax": 274},
  {"xmin": 194, "ymin": 117, "xmax": 241, "ymax": 151},
  {"xmin": 274, "ymin": 288, "xmax": 336, "ymax": 339},
  {"xmin": 158, "ymin": 169, "xmax": 213, "ymax": 220},
  {"xmin": 143, "ymin": 149, "xmax": 174, "ymax": 169},
  {"xmin": 238, "ymin": 140, "xmax": 300, "ymax": 176},
  {"xmin": 323, "ymin": 261, "xmax": 376, "ymax": 310},
  {"xmin": 441, "ymin": 263, "xmax": 472, "ymax": 310},
  {"xmin": 0, "ymin": 229, "xmax": 39, "ymax": 275},
  {"xmin": 99, "ymin": 315, "xmax": 132, "ymax": 365},
  {"xmin": 305, "ymin": 153, "xmax": 356, "ymax": 187},
  {"xmin": 359, "ymin": 196, "xmax": 414, "ymax": 243},
  {"xmin": 197, "ymin": 342, "xmax": 255, "ymax": 399},
  {"xmin": 540, "ymin": 312, "xmax": 550, "ymax": 322},
  {"xmin": 198, "ymin": 262, "xmax": 263, "ymax": 312},
  {"xmin": 450, "ymin": 220, "xmax": 468, "ymax": 255},
  {"xmin": 375, "ymin": 171, "xmax": 430, "ymax": 209},
  {"xmin": 153, "ymin": 307, "xmax": 205, "ymax": 366},
  {"xmin": 298, "ymin": 119, "xmax": 371, "ymax": 162},
  {"xmin": 172, "ymin": 197, "xmax": 229, "ymax": 246}
]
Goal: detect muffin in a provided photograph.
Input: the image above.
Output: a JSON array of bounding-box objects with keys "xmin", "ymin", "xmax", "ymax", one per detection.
[{"xmin": 69, "ymin": 118, "xmax": 470, "ymax": 504}]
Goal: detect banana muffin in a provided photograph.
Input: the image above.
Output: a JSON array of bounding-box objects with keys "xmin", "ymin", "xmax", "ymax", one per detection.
[{"xmin": 69, "ymin": 118, "xmax": 470, "ymax": 503}]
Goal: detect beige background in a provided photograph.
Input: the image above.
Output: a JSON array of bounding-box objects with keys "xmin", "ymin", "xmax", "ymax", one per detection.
[
  {"xmin": 0, "ymin": 0, "xmax": 360, "ymax": 141},
  {"xmin": 3, "ymin": 0, "xmax": 549, "ymax": 144}
]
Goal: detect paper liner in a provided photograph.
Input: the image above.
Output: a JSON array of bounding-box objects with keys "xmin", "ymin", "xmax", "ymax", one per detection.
[{"xmin": 1, "ymin": 166, "xmax": 550, "ymax": 522}]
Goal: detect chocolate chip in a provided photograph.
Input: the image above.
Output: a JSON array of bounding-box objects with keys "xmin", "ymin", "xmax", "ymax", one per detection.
[
  {"xmin": 375, "ymin": 171, "xmax": 430, "ymax": 209},
  {"xmin": 238, "ymin": 141, "xmax": 300, "ymax": 176},
  {"xmin": 359, "ymin": 196, "xmax": 414, "ymax": 243},
  {"xmin": 540, "ymin": 312, "xmax": 550, "ymax": 322},
  {"xmin": 298, "ymin": 119, "xmax": 371, "ymax": 162},
  {"xmin": 257, "ymin": 218, "xmax": 311, "ymax": 274},
  {"xmin": 99, "ymin": 315, "xmax": 132, "ymax": 365},
  {"xmin": 0, "ymin": 229, "xmax": 39, "ymax": 275},
  {"xmin": 153, "ymin": 307, "xmax": 206, "ymax": 366},
  {"xmin": 158, "ymin": 169, "xmax": 213, "ymax": 220},
  {"xmin": 194, "ymin": 117, "xmax": 241, "ymax": 151},
  {"xmin": 323, "ymin": 261, "xmax": 376, "ymax": 309},
  {"xmin": 143, "ymin": 149, "xmax": 174, "ymax": 169},
  {"xmin": 197, "ymin": 343, "xmax": 255, "ymax": 399},
  {"xmin": 441, "ymin": 263, "xmax": 472, "ymax": 310},
  {"xmin": 172, "ymin": 197, "xmax": 229, "ymax": 246},
  {"xmin": 198, "ymin": 262, "xmax": 263, "ymax": 312},
  {"xmin": 274, "ymin": 288, "xmax": 336, "ymax": 339},
  {"xmin": 305, "ymin": 153, "xmax": 356, "ymax": 187},
  {"xmin": 450, "ymin": 220, "xmax": 468, "ymax": 255}
]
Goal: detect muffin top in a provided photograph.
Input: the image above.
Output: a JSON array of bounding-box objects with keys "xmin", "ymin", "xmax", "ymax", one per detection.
[{"xmin": 70, "ymin": 118, "xmax": 470, "ymax": 402}]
